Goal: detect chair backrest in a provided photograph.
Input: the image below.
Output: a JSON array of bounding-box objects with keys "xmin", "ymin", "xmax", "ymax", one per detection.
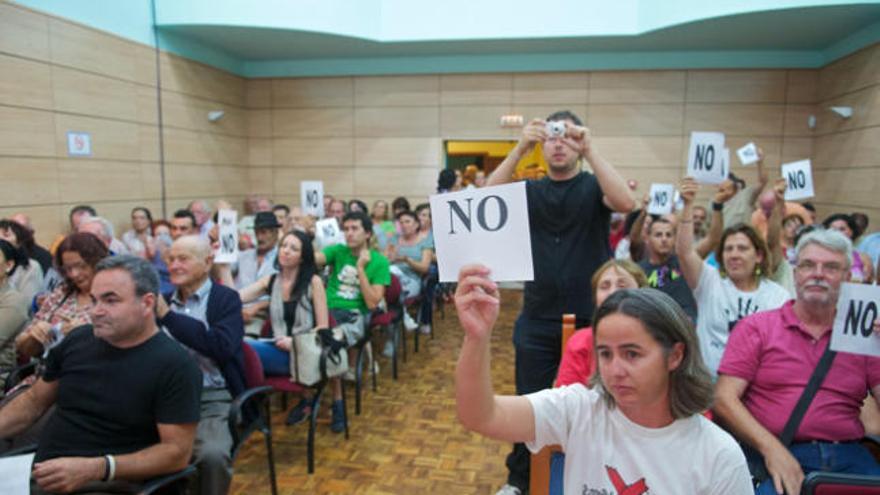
[
  {"xmin": 241, "ymin": 342, "xmax": 266, "ymax": 388},
  {"xmin": 804, "ymin": 472, "xmax": 880, "ymax": 494},
  {"xmin": 385, "ymin": 274, "xmax": 402, "ymax": 305},
  {"xmin": 561, "ymin": 314, "xmax": 576, "ymax": 350}
]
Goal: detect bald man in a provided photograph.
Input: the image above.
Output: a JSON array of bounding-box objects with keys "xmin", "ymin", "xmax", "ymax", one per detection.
[{"xmin": 156, "ymin": 236, "xmax": 245, "ymax": 495}]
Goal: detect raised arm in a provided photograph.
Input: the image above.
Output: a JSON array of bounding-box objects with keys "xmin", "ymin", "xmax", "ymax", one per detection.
[
  {"xmin": 487, "ymin": 119, "xmax": 546, "ymax": 186},
  {"xmin": 238, "ymin": 274, "xmax": 271, "ymax": 304},
  {"xmin": 752, "ymin": 146, "xmax": 769, "ymax": 200},
  {"xmin": 455, "ymin": 265, "xmax": 535, "ymax": 443},
  {"xmin": 568, "ymin": 126, "xmax": 634, "ymax": 212},
  {"xmin": 694, "ymin": 182, "xmax": 735, "ymax": 259},
  {"xmin": 628, "ymin": 195, "xmax": 650, "ymax": 261},
  {"xmin": 675, "ymin": 177, "xmax": 706, "ymax": 290},
  {"xmin": 715, "ymin": 374, "xmax": 804, "ymax": 495},
  {"xmin": 765, "ymin": 178, "xmax": 787, "ymax": 275}
]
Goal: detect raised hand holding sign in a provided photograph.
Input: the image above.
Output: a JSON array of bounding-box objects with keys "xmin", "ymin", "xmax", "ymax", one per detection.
[
  {"xmin": 781, "ymin": 160, "xmax": 814, "ymax": 201},
  {"xmin": 214, "ymin": 209, "xmax": 238, "ymax": 263},
  {"xmin": 647, "ymin": 184, "xmax": 675, "ymax": 215},
  {"xmin": 830, "ymin": 283, "xmax": 880, "ymax": 357},
  {"xmin": 300, "ymin": 181, "xmax": 325, "ymax": 217},
  {"xmin": 687, "ymin": 132, "xmax": 728, "ymax": 184}
]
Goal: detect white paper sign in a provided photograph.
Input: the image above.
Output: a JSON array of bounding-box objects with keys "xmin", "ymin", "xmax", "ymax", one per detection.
[
  {"xmin": 830, "ymin": 283, "xmax": 880, "ymax": 358},
  {"xmin": 430, "ymin": 182, "xmax": 533, "ymax": 283},
  {"xmin": 687, "ymin": 132, "xmax": 728, "ymax": 184},
  {"xmin": 737, "ymin": 142, "xmax": 759, "ymax": 165},
  {"xmin": 647, "ymin": 183, "xmax": 675, "ymax": 215},
  {"xmin": 0, "ymin": 453, "xmax": 34, "ymax": 495},
  {"xmin": 781, "ymin": 159, "xmax": 815, "ymax": 201},
  {"xmin": 315, "ymin": 218, "xmax": 344, "ymax": 248},
  {"xmin": 214, "ymin": 209, "xmax": 238, "ymax": 263},
  {"xmin": 66, "ymin": 131, "xmax": 92, "ymax": 156},
  {"xmin": 300, "ymin": 181, "xmax": 324, "ymax": 217}
]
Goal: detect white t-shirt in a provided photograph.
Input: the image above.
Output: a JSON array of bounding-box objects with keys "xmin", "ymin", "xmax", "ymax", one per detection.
[
  {"xmin": 526, "ymin": 385, "xmax": 752, "ymax": 495},
  {"xmin": 694, "ymin": 262, "xmax": 791, "ymax": 376}
]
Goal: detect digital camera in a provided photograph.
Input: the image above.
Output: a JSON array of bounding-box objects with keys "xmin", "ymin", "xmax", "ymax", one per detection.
[{"xmin": 545, "ymin": 120, "xmax": 566, "ymax": 138}]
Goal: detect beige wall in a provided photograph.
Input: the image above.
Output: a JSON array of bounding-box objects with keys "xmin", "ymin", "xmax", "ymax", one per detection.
[
  {"xmin": 812, "ymin": 43, "xmax": 880, "ymax": 223},
  {"xmin": 0, "ymin": 1, "xmax": 246, "ymax": 246},
  {"xmin": 1, "ymin": 0, "xmax": 877, "ymax": 246}
]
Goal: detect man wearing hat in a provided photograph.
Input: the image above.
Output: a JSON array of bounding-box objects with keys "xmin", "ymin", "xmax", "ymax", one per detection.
[{"xmin": 234, "ymin": 211, "xmax": 280, "ymax": 336}]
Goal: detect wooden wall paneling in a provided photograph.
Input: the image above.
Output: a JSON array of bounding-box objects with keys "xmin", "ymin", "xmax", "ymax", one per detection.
[
  {"xmin": 355, "ymin": 137, "xmax": 442, "ymax": 167},
  {"xmin": 0, "ymin": 157, "xmax": 58, "ymax": 205},
  {"xmin": 0, "ymin": 53, "xmax": 53, "ymax": 109},
  {"xmin": 159, "ymin": 53, "xmax": 244, "ymax": 106},
  {"xmin": 786, "ymin": 70, "xmax": 819, "ymax": 104},
  {"xmin": 783, "ymin": 104, "xmax": 817, "ymax": 137},
  {"xmin": 588, "ymin": 104, "xmax": 684, "ymax": 136},
  {"xmin": 357, "ymin": 107, "xmax": 440, "ymax": 137},
  {"xmin": 818, "ymin": 44, "xmax": 880, "ymax": 101},
  {"xmin": 75, "ymin": 199, "xmax": 163, "ymax": 239},
  {"xmin": 812, "ymin": 127, "xmax": 880, "ymax": 169},
  {"xmin": 164, "ymin": 163, "xmax": 250, "ymax": 198},
  {"xmin": 53, "ymin": 114, "xmax": 141, "ymax": 160},
  {"xmin": 813, "ymin": 168, "xmax": 878, "ymax": 210},
  {"xmin": 589, "ymin": 71, "xmax": 685, "ymax": 104},
  {"xmin": 161, "ymin": 91, "xmax": 246, "ymax": 136},
  {"xmin": 273, "ymin": 166, "xmax": 354, "ymax": 198},
  {"xmin": 354, "ymin": 75, "xmax": 440, "ymax": 107},
  {"xmin": 48, "ymin": 19, "xmax": 139, "ymax": 83},
  {"xmin": 590, "ymin": 136, "xmax": 682, "ymax": 168},
  {"xmin": 248, "ymin": 167, "xmax": 274, "ymax": 196},
  {"xmin": 136, "ymin": 86, "xmax": 159, "ymax": 125},
  {"xmin": 57, "ymin": 158, "xmax": 146, "ymax": 203},
  {"xmin": 272, "ymin": 137, "xmax": 354, "ymax": 166},
  {"xmin": 813, "ymin": 85, "xmax": 880, "ymax": 135},
  {"xmin": 246, "ymin": 110, "xmax": 272, "ymax": 138},
  {"xmin": 138, "ymin": 124, "xmax": 161, "ymax": 162},
  {"xmin": 0, "ymin": 205, "xmax": 64, "ymax": 246},
  {"xmin": 246, "ymin": 79, "xmax": 273, "ymax": 109},
  {"xmin": 273, "ymin": 108, "xmax": 354, "ymax": 137},
  {"xmin": 440, "ymin": 74, "xmax": 513, "ymax": 106},
  {"xmin": 722, "ymin": 136, "xmax": 783, "ymax": 169},
  {"xmin": 510, "ymin": 104, "xmax": 589, "ymax": 127},
  {"xmin": 248, "ymin": 138, "xmax": 273, "ymax": 166},
  {"xmin": 781, "ymin": 137, "xmax": 813, "ymax": 163},
  {"xmin": 354, "ymin": 166, "xmax": 438, "ymax": 197},
  {"xmin": 512, "ymin": 72, "xmax": 589, "ymax": 105},
  {"xmin": 162, "ymin": 128, "xmax": 247, "ymax": 165},
  {"xmin": 52, "ymin": 66, "xmax": 139, "ymax": 121},
  {"xmin": 684, "ymin": 104, "xmax": 785, "ymax": 136},
  {"xmin": 0, "ymin": 105, "xmax": 56, "ymax": 157},
  {"xmin": 686, "ymin": 70, "xmax": 787, "ymax": 103},
  {"xmin": 140, "ymin": 161, "xmax": 163, "ymax": 200},
  {"xmin": 0, "ymin": 3, "xmax": 50, "ymax": 61},
  {"xmin": 439, "ymin": 105, "xmax": 513, "ymax": 138},
  {"xmin": 272, "ymin": 77, "xmax": 353, "ymax": 108}
]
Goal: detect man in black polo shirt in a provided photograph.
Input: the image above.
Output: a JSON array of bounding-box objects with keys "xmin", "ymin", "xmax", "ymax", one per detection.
[
  {"xmin": 0, "ymin": 255, "xmax": 202, "ymax": 494},
  {"xmin": 486, "ymin": 110, "xmax": 635, "ymax": 494}
]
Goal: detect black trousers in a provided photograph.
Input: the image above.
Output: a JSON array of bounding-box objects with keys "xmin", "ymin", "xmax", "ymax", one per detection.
[{"xmin": 505, "ymin": 313, "xmax": 563, "ymax": 492}]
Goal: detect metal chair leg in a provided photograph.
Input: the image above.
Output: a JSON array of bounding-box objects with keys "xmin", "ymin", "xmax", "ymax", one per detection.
[
  {"xmin": 341, "ymin": 380, "xmax": 349, "ymax": 440},
  {"xmin": 391, "ymin": 323, "xmax": 399, "ymax": 381},
  {"xmin": 355, "ymin": 346, "xmax": 365, "ymax": 415},
  {"xmin": 307, "ymin": 385, "xmax": 324, "ymax": 474}
]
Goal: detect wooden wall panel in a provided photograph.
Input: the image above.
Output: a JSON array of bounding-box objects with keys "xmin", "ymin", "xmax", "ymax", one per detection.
[
  {"xmin": 589, "ymin": 104, "xmax": 684, "ymax": 136},
  {"xmin": 162, "ymin": 128, "xmax": 247, "ymax": 166},
  {"xmin": 0, "ymin": 106, "xmax": 55, "ymax": 157},
  {"xmin": 512, "ymin": 73, "xmax": 589, "ymax": 105},
  {"xmin": 0, "ymin": 157, "xmax": 58, "ymax": 205},
  {"xmin": 272, "ymin": 138, "xmax": 354, "ymax": 166},
  {"xmin": 686, "ymin": 70, "xmax": 787, "ymax": 103},
  {"xmin": 813, "ymin": 85, "xmax": 880, "ymax": 135},
  {"xmin": 246, "ymin": 79, "xmax": 273, "ymax": 109},
  {"xmin": 440, "ymin": 105, "xmax": 512, "ymax": 138},
  {"xmin": 52, "ymin": 66, "xmax": 139, "ymax": 121},
  {"xmin": 248, "ymin": 138, "xmax": 273, "ymax": 166},
  {"xmin": 357, "ymin": 107, "xmax": 440, "ymax": 137},
  {"xmin": 164, "ymin": 163, "xmax": 250, "ymax": 198},
  {"xmin": 786, "ymin": 70, "xmax": 818, "ymax": 104},
  {"xmin": 273, "ymin": 77, "xmax": 353, "ymax": 108},
  {"xmin": 159, "ymin": 53, "xmax": 244, "ymax": 106},
  {"xmin": 273, "ymin": 108, "xmax": 353, "ymax": 137},
  {"xmin": 0, "ymin": 54, "xmax": 53, "ymax": 109},
  {"xmin": 685, "ymin": 104, "xmax": 785, "ymax": 136},
  {"xmin": 53, "ymin": 114, "xmax": 141, "ymax": 160},
  {"xmin": 57, "ymin": 159, "xmax": 147, "ymax": 203},
  {"xmin": 355, "ymin": 138, "xmax": 442, "ymax": 167},
  {"xmin": 589, "ymin": 71, "xmax": 685, "ymax": 104},
  {"xmin": 354, "ymin": 76, "xmax": 440, "ymax": 107},
  {"xmin": 49, "ymin": 19, "xmax": 141, "ymax": 84},
  {"xmin": 161, "ymin": 91, "xmax": 247, "ymax": 136},
  {"xmin": 0, "ymin": 2, "xmax": 50, "ymax": 61},
  {"xmin": 817, "ymin": 44, "xmax": 880, "ymax": 102},
  {"xmin": 440, "ymin": 74, "xmax": 512, "ymax": 105},
  {"xmin": 272, "ymin": 167, "xmax": 355, "ymax": 198}
]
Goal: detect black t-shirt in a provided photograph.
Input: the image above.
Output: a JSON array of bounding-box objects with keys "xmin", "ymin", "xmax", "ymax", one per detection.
[
  {"xmin": 524, "ymin": 172, "xmax": 611, "ymax": 324},
  {"xmin": 638, "ymin": 255, "xmax": 698, "ymax": 322},
  {"xmin": 35, "ymin": 325, "xmax": 202, "ymax": 462}
]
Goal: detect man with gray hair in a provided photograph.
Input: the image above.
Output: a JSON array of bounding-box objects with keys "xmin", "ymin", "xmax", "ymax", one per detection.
[
  {"xmin": 716, "ymin": 228, "xmax": 880, "ymax": 495},
  {"xmin": 78, "ymin": 216, "xmax": 129, "ymax": 255},
  {"xmin": 0, "ymin": 255, "xmax": 202, "ymax": 494}
]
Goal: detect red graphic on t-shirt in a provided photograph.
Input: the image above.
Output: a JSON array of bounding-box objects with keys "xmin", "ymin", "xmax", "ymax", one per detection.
[{"xmin": 605, "ymin": 466, "xmax": 648, "ymax": 495}]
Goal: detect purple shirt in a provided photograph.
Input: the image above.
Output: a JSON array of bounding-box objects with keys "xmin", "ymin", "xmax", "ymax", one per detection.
[{"xmin": 718, "ymin": 300, "xmax": 880, "ymax": 442}]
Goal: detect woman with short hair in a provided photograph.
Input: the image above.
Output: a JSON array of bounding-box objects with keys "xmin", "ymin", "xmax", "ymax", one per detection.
[
  {"xmin": 823, "ymin": 213, "xmax": 874, "ymax": 284},
  {"xmin": 454, "ymin": 265, "xmax": 752, "ymax": 494}
]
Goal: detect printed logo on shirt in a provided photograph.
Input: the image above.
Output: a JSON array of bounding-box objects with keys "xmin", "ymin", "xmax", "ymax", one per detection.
[
  {"xmin": 335, "ymin": 265, "xmax": 361, "ymax": 300},
  {"xmin": 645, "ymin": 264, "xmax": 682, "ymax": 289},
  {"xmin": 724, "ymin": 296, "xmax": 760, "ymax": 332},
  {"xmin": 581, "ymin": 466, "xmax": 649, "ymax": 495}
]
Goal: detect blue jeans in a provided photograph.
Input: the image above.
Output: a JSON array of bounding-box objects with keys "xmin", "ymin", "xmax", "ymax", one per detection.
[
  {"xmin": 748, "ymin": 442, "xmax": 880, "ymax": 494},
  {"xmin": 247, "ymin": 339, "xmax": 290, "ymax": 376}
]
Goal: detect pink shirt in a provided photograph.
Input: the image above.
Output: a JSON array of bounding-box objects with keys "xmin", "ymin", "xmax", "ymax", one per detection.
[
  {"xmin": 718, "ymin": 300, "xmax": 880, "ymax": 442},
  {"xmin": 556, "ymin": 327, "xmax": 594, "ymax": 386}
]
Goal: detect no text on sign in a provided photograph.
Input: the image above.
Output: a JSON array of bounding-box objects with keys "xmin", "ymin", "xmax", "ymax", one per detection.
[
  {"xmin": 430, "ymin": 182, "xmax": 533, "ymax": 283},
  {"xmin": 830, "ymin": 283, "xmax": 880, "ymax": 358},
  {"xmin": 67, "ymin": 131, "xmax": 92, "ymax": 156}
]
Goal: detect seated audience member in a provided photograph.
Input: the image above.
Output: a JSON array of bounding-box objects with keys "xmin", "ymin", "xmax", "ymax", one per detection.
[
  {"xmin": 121, "ymin": 207, "xmax": 155, "ymax": 259},
  {"xmin": 151, "ymin": 219, "xmax": 175, "ymax": 294},
  {"xmin": 0, "ymin": 255, "xmax": 202, "ymax": 495},
  {"xmin": 639, "ymin": 216, "xmax": 700, "ymax": 321},
  {"xmin": 474, "ymin": 170, "xmax": 487, "ymax": 188},
  {"xmin": 156, "ymin": 235, "xmax": 245, "ymax": 495},
  {"xmin": 692, "ymin": 204, "xmax": 709, "ymax": 243},
  {"xmin": 16, "ymin": 233, "xmax": 108, "ymax": 359},
  {"xmin": 49, "ymin": 205, "xmax": 96, "ymax": 255},
  {"xmin": 234, "ymin": 212, "xmax": 280, "ymax": 337},
  {"xmin": 613, "ymin": 209, "xmax": 642, "ymax": 260},
  {"xmin": 823, "ymin": 213, "xmax": 875, "ymax": 284},
  {"xmin": 314, "ymin": 211, "xmax": 391, "ymax": 433},
  {"xmin": 557, "ymin": 259, "xmax": 647, "ymax": 386},
  {"xmin": 171, "ymin": 209, "xmax": 198, "ymax": 240},
  {"xmin": 624, "ymin": 197, "xmax": 676, "ymax": 263},
  {"xmin": 272, "ymin": 204, "xmax": 290, "ymax": 230},
  {"xmin": 323, "ymin": 195, "xmax": 334, "ymax": 216},
  {"xmin": 0, "ymin": 240, "xmax": 29, "ymax": 377},
  {"xmin": 391, "ymin": 197, "xmax": 410, "ymax": 219},
  {"xmin": 802, "ymin": 201, "xmax": 818, "ymax": 224},
  {"xmin": 371, "ymin": 200, "xmax": 395, "ymax": 251},
  {"xmin": 715, "ymin": 228, "xmax": 880, "ymax": 495},
  {"xmin": 348, "ymin": 199, "xmax": 368, "ymax": 215},
  {"xmin": 188, "ymin": 200, "xmax": 215, "ymax": 241},
  {"xmin": 750, "ymin": 193, "xmax": 811, "ymax": 241},
  {"xmin": 454, "ymin": 266, "xmax": 752, "ymax": 494},
  {"xmin": 720, "ymin": 147, "xmax": 767, "ymax": 227},
  {"xmin": 78, "ymin": 216, "xmax": 128, "ymax": 255},
  {"xmin": 9, "ymin": 213, "xmax": 52, "ymax": 274},
  {"xmin": 235, "ymin": 230, "xmax": 329, "ymax": 425},
  {"xmin": 386, "ymin": 211, "xmax": 432, "ymax": 337},
  {"xmin": 326, "ymin": 199, "xmax": 346, "ymax": 227},
  {"xmin": 760, "ymin": 179, "xmax": 798, "ymax": 297},
  {"xmin": 676, "ymin": 177, "xmax": 790, "ymax": 377},
  {"xmin": 285, "ymin": 206, "xmax": 308, "ymax": 234},
  {"xmin": 436, "ymin": 169, "xmax": 457, "ymax": 194},
  {"xmin": 851, "ymin": 212, "xmax": 869, "ymax": 243},
  {"xmin": 0, "ymin": 219, "xmax": 44, "ymax": 304},
  {"xmin": 414, "ymin": 203, "xmax": 438, "ymax": 334}
]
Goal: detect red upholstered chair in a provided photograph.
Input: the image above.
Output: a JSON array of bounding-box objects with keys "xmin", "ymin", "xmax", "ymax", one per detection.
[
  {"xmin": 232, "ymin": 342, "xmax": 277, "ymax": 494},
  {"xmin": 801, "ymin": 472, "xmax": 880, "ymax": 494}
]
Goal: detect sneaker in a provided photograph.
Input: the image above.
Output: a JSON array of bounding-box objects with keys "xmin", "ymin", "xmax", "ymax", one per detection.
[
  {"xmin": 343, "ymin": 369, "xmax": 356, "ymax": 382},
  {"xmin": 494, "ymin": 484, "xmax": 522, "ymax": 495},
  {"xmin": 383, "ymin": 340, "xmax": 394, "ymax": 358},
  {"xmin": 403, "ymin": 311, "xmax": 418, "ymax": 331},
  {"xmin": 330, "ymin": 400, "xmax": 346, "ymax": 433},
  {"xmin": 418, "ymin": 323, "xmax": 431, "ymax": 335},
  {"xmin": 285, "ymin": 398, "xmax": 311, "ymax": 426},
  {"xmin": 372, "ymin": 361, "xmax": 380, "ymax": 375}
]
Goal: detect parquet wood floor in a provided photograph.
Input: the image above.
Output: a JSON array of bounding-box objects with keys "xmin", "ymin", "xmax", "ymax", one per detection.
[{"xmin": 230, "ymin": 289, "xmax": 523, "ymax": 495}]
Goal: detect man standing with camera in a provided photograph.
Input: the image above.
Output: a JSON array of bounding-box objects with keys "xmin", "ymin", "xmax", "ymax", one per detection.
[{"xmin": 486, "ymin": 110, "xmax": 634, "ymax": 494}]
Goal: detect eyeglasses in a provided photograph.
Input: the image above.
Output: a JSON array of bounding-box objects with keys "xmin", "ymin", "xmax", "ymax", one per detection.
[{"xmin": 795, "ymin": 260, "xmax": 845, "ymax": 276}]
